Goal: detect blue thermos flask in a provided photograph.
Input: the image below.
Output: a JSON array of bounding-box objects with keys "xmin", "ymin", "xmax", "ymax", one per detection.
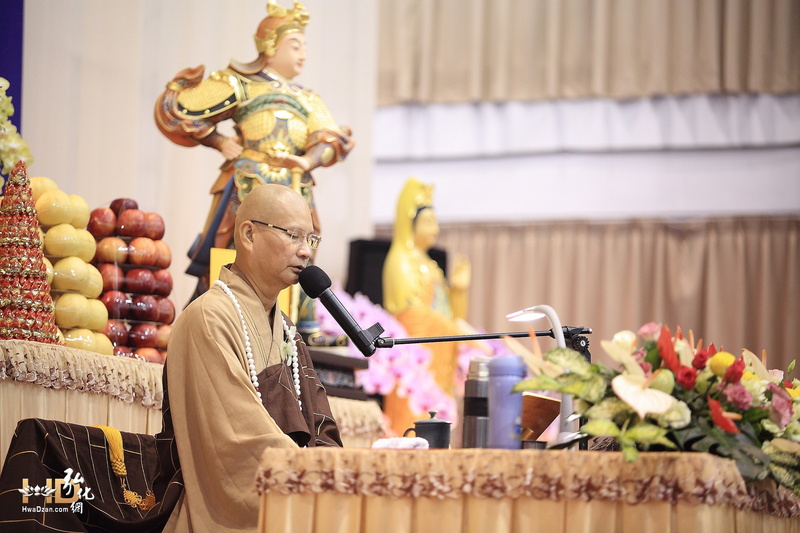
[{"xmin": 487, "ymin": 354, "xmax": 526, "ymax": 449}]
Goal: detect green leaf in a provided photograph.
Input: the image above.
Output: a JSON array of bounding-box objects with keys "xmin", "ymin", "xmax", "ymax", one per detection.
[
  {"xmin": 625, "ymin": 423, "xmax": 671, "ymax": 444},
  {"xmin": 545, "ymin": 348, "xmax": 595, "ymax": 378},
  {"xmin": 585, "ymin": 397, "xmax": 633, "ymax": 420},
  {"xmin": 741, "ymin": 408, "xmax": 770, "ymax": 423},
  {"xmin": 621, "ymin": 443, "xmax": 639, "ymax": 462},
  {"xmin": 788, "ymin": 360, "xmax": 796, "ymax": 377},
  {"xmin": 561, "ymin": 374, "xmax": 608, "ymax": 403},
  {"xmin": 768, "ymin": 463, "xmax": 800, "ymax": 493},
  {"xmin": 732, "ymin": 450, "xmax": 766, "ymax": 481},
  {"xmin": 670, "ymin": 425, "xmax": 706, "ymax": 450},
  {"xmin": 554, "ymin": 372, "xmax": 587, "ymax": 387},
  {"xmin": 763, "ymin": 442, "xmax": 800, "ymax": 469},
  {"xmin": 580, "ymin": 419, "xmax": 622, "ymax": 437},
  {"xmin": 652, "ymin": 436, "xmax": 678, "ymax": 449},
  {"xmin": 690, "ymin": 435, "xmax": 719, "ymax": 454},
  {"xmin": 513, "ymin": 375, "xmax": 562, "ymax": 393},
  {"xmin": 573, "ymin": 398, "xmax": 591, "ymax": 415},
  {"xmin": 643, "ymin": 340, "xmax": 661, "ymax": 369}
]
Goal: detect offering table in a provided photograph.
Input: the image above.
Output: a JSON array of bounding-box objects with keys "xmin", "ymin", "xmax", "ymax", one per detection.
[
  {"xmin": 0, "ymin": 339, "xmax": 384, "ymax": 467},
  {"xmin": 256, "ymin": 447, "xmax": 800, "ymax": 533},
  {"xmin": 0, "ymin": 339, "xmax": 162, "ymax": 466}
]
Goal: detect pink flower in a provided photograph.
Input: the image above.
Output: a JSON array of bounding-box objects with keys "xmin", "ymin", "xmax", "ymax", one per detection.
[
  {"xmin": 768, "ymin": 383, "xmax": 793, "ymax": 429},
  {"xmin": 355, "ymin": 362, "xmax": 396, "ymax": 396},
  {"xmin": 721, "ymin": 383, "xmax": 753, "ymax": 410},
  {"xmin": 638, "ymin": 322, "xmax": 662, "ymax": 342},
  {"xmin": 769, "ymin": 369, "xmax": 785, "ymax": 382}
]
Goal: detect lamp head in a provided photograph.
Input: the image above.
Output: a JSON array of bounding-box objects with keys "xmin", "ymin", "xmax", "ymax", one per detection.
[{"xmin": 505, "ymin": 306, "xmax": 546, "ymax": 323}]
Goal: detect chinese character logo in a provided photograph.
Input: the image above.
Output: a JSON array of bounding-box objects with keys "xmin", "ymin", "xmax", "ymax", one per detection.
[{"xmin": 18, "ymin": 468, "xmax": 94, "ymax": 513}]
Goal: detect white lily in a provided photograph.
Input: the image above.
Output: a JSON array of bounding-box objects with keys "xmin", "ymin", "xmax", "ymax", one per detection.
[
  {"xmin": 611, "ymin": 374, "xmax": 676, "ymax": 420},
  {"xmin": 601, "ymin": 330, "xmax": 645, "ymax": 377}
]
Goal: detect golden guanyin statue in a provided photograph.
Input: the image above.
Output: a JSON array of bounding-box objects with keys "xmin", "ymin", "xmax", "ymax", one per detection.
[
  {"xmin": 154, "ymin": 1, "xmax": 353, "ymax": 339},
  {"xmin": 382, "ymin": 178, "xmax": 472, "ymax": 436}
]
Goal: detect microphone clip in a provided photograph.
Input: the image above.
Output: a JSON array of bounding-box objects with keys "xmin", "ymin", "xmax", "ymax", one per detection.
[{"xmin": 359, "ymin": 322, "xmax": 385, "ymax": 356}]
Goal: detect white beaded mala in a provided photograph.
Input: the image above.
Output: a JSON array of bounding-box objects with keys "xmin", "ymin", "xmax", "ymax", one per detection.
[{"xmin": 214, "ymin": 280, "xmax": 302, "ymax": 411}]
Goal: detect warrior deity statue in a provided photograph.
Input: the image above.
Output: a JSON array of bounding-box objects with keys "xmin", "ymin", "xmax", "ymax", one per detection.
[{"xmin": 154, "ymin": 1, "xmax": 354, "ymax": 341}]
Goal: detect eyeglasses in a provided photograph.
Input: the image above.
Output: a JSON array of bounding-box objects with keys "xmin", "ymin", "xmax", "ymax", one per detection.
[{"xmin": 250, "ymin": 220, "xmax": 321, "ymax": 250}]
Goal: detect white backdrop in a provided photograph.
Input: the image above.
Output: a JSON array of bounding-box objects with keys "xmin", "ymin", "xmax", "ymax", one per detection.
[{"xmin": 21, "ymin": 0, "xmax": 377, "ymax": 308}]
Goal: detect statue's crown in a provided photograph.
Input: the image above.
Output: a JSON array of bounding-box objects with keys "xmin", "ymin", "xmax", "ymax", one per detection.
[
  {"xmin": 399, "ymin": 178, "xmax": 434, "ymax": 220},
  {"xmin": 255, "ymin": 1, "xmax": 310, "ymax": 56}
]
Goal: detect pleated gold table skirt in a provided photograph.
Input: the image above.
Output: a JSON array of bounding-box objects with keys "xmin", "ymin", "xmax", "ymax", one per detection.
[{"xmin": 257, "ymin": 448, "xmax": 800, "ymax": 533}]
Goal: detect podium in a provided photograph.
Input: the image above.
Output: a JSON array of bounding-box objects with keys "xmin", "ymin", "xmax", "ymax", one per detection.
[{"xmin": 256, "ymin": 448, "xmax": 800, "ymax": 533}]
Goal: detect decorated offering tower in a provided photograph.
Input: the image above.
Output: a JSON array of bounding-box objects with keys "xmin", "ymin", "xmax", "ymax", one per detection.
[{"xmin": 0, "ymin": 161, "xmax": 61, "ymax": 344}]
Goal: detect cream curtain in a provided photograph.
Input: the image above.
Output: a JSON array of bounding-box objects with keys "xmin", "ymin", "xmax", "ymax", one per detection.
[
  {"xmin": 378, "ymin": 0, "xmax": 800, "ymax": 105},
  {"xmin": 426, "ymin": 216, "xmax": 800, "ymax": 373}
]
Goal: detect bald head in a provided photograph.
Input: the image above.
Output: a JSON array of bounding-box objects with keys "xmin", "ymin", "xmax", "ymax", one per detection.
[{"xmin": 233, "ymin": 184, "xmax": 309, "ymax": 250}]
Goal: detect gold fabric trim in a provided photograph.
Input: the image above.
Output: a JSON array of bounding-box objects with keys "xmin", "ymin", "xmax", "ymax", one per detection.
[
  {"xmin": 0, "ymin": 339, "xmax": 163, "ymax": 409},
  {"xmin": 326, "ymin": 397, "xmax": 385, "ymax": 448},
  {"xmin": 255, "ymin": 448, "xmax": 800, "ymax": 519}
]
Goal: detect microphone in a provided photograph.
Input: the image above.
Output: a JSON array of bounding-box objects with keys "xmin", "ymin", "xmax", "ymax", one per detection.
[{"xmin": 298, "ymin": 265, "xmax": 384, "ymax": 357}]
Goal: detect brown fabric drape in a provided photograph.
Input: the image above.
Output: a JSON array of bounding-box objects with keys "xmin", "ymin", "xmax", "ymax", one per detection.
[
  {"xmin": 378, "ymin": 0, "xmax": 800, "ymax": 105},
  {"xmin": 405, "ymin": 216, "xmax": 800, "ymax": 373},
  {"xmin": 0, "ymin": 418, "xmax": 181, "ymax": 533}
]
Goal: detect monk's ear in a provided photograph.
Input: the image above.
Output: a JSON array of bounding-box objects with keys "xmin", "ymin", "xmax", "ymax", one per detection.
[{"xmin": 238, "ymin": 221, "xmax": 256, "ymax": 252}]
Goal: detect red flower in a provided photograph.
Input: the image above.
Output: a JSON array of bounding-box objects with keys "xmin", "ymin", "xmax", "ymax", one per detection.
[
  {"xmin": 692, "ymin": 349, "xmax": 711, "ymax": 370},
  {"xmin": 657, "ymin": 326, "xmax": 680, "ymax": 373},
  {"xmin": 707, "ymin": 343, "xmax": 718, "ymax": 356},
  {"xmin": 724, "ymin": 358, "xmax": 745, "ymax": 384},
  {"xmin": 708, "ymin": 396, "xmax": 740, "ymax": 434},
  {"xmin": 676, "ymin": 366, "xmax": 698, "ymax": 390}
]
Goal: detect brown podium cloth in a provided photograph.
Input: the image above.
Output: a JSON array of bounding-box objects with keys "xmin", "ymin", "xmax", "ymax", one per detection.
[
  {"xmin": 0, "ymin": 417, "xmax": 183, "ymax": 532},
  {"xmin": 0, "ymin": 367, "xmax": 188, "ymax": 533}
]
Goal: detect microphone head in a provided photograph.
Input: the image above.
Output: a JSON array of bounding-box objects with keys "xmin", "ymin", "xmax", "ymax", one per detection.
[{"xmin": 298, "ymin": 265, "xmax": 331, "ymax": 299}]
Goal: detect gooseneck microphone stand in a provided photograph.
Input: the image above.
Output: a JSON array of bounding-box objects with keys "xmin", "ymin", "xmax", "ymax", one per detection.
[{"xmin": 373, "ymin": 326, "xmax": 593, "ymax": 361}]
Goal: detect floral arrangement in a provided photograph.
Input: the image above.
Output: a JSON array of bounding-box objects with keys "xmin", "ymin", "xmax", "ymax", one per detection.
[
  {"xmin": 514, "ymin": 323, "xmax": 800, "ymax": 494},
  {"xmin": 0, "ymin": 77, "xmax": 33, "ymax": 178}
]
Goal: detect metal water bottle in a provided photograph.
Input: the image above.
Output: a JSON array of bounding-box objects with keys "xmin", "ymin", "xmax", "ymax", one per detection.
[
  {"xmin": 462, "ymin": 356, "xmax": 490, "ymax": 448},
  {"xmin": 487, "ymin": 354, "xmax": 526, "ymax": 449}
]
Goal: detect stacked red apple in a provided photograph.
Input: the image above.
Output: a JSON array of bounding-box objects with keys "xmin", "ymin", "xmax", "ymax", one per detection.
[
  {"xmin": 89, "ymin": 198, "xmax": 173, "ymax": 364},
  {"xmin": 32, "ymin": 176, "xmax": 114, "ymax": 355}
]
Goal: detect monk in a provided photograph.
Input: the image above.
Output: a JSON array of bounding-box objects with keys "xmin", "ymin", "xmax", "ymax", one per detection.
[{"xmin": 163, "ymin": 183, "xmax": 342, "ymax": 532}]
